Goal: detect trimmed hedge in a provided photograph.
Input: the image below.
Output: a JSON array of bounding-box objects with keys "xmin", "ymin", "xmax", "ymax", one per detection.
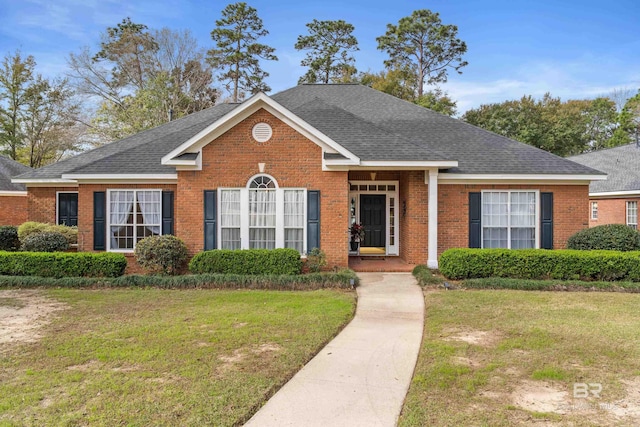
[
  {"xmin": 567, "ymin": 224, "xmax": 640, "ymax": 251},
  {"xmin": 412, "ymin": 264, "xmax": 445, "ymax": 286},
  {"xmin": 462, "ymin": 277, "xmax": 640, "ymax": 293},
  {"xmin": 0, "ymin": 270, "xmax": 359, "ymax": 290},
  {"xmin": 21, "ymin": 231, "xmax": 69, "ymax": 252},
  {"xmin": 0, "ymin": 252, "xmax": 127, "ymax": 278},
  {"xmin": 439, "ymin": 248, "xmax": 640, "ymax": 281},
  {"xmin": 134, "ymin": 235, "xmax": 188, "ymax": 275},
  {"xmin": 189, "ymin": 248, "xmax": 302, "ymax": 275},
  {"xmin": 18, "ymin": 221, "xmax": 78, "ymax": 245}
]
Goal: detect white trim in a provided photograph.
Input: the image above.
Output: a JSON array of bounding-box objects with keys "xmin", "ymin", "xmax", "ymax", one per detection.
[
  {"xmin": 56, "ymin": 191, "xmax": 79, "ymax": 226},
  {"xmin": 348, "ymin": 180, "xmax": 399, "ymax": 256},
  {"xmin": 162, "ymin": 92, "xmax": 360, "ymax": 167},
  {"xmin": 217, "ymin": 183, "xmax": 308, "ymax": 254},
  {"xmin": 480, "ymin": 190, "xmax": 540, "ymax": 249},
  {"xmin": 62, "ymin": 174, "xmax": 178, "ymax": 180},
  {"xmin": 427, "ymin": 170, "xmax": 438, "ymax": 269},
  {"xmin": 590, "ymin": 190, "xmax": 640, "ymax": 198},
  {"xmin": 0, "ymin": 191, "xmax": 27, "ymax": 196},
  {"xmin": 438, "ymin": 173, "xmax": 606, "ymax": 184},
  {"xmin": 106, "ymin": 189, "xmax": 163, "ymax": 252},
  {"xmin": 324, "ymin": 160, "xmax": 457, "ymax": 171},
  {"xmin": 626, "ymin": 201, "xmax": 638, "ymax": 229},
  {"xmin": 590, "ymin": 201, "xmax": 598, "ymax": 221},
  {"xmin": 12, "ymin": 178, "xmax": 76, "ymax": 184}
]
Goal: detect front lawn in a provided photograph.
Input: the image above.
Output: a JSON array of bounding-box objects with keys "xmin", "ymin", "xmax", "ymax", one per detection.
[
  {"xmin": 400, "ymin": 290, "xmax": 640, "ymax": 426},
  {"xmin": 0, "ymin": 288, "xmax": 355, "ymax": 426}
]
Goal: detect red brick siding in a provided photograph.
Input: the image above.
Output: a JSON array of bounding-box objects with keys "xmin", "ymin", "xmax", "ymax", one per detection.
[
  {"xmin": 176, "ymin": 108, "xmax": 349, "ymax": 268},
  {"xmin": 27, "ymin": 187, "xmax": 77, "ymax": 224},
  {"xmin": 399, "ymin": 171, "xmax": 429, "ymax": 264},
  {"xmin": 0, "ymin": 195, "xmax": 28, "ymax": 226},
  {"xmin": 439, "ymin": 184, "xmax": 589, "ymax": 254},
  {"xmin": 589, "ymin": 197, "xmax": 640, "ymax": 227}
]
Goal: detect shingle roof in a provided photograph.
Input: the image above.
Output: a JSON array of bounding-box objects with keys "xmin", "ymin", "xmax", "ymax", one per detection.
[
  {"xmin": 568, "ymin": 143, "xmax": 640, "ymax": 193},
  {"xmin": 15, "ymin": 104, "xmax": 238, "ymax": 179},
  {"xmin": 14, "ymin": 84, "xmax": 602, "ymax": 180},
  {"xmin": 0, "ymin": 156, "xmax": 31, "ymax": 191},
  {"xmin": 273, "ymin": 84, "xmax": 603, "ymax": 175}
]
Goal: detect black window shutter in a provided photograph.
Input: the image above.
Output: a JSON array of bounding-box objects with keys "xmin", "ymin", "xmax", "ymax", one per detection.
[
  {"xmin": 307, "ymin": 190, "xmax": 320, "ymax": 252},
  {"xmin": 469, "ymin": 192, "xmax": 482, "ymax": 248},
  {"xmin": 540, "ymin": 192, "xmax": 553, "ymax": 249},
  {"xmin": 93, "ymin": 192, "xmax": 106, "ymax": 250},
  {"xmin": 162, "ymin": 191, "xmax": 174, "ymax": 235},
  {"xmin": 204, "ymin": 190, "xmax": 217, "ymax": 250}
]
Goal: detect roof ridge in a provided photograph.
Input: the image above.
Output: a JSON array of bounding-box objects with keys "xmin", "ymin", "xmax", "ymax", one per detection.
[{"xmin": 568, "ymin": 142, "xmax": 640, "ymax": 159}]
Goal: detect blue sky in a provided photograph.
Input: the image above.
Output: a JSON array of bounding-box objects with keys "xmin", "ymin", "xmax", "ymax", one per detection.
[{"xmin": 0, "ymin": 0, "xmax": 638, "ymax": 113}]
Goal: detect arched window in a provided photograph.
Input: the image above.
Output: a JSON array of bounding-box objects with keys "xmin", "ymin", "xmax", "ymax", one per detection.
[
  {"xmin": 218, "ymin": 174, "xmax": 306, "ymax": 252},
  {"xmin": 248, "ymin": 175, "xmax": 277, "ymax": 249}
]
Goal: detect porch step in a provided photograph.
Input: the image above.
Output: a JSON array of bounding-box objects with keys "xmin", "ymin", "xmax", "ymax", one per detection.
[{"xmin": 349, "ymin": 256, "xmax": 416, "ymax": 273}]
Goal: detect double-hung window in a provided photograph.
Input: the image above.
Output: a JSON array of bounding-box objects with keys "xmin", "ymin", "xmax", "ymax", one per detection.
[
  {"xmin": 627, "ymin": 201, "xmax": 638, "ymax": 229},
  {"xmin": 108, "ymin": 190, "xmax": 161, "ymax": 250},
  {"xmin": 591, "ymin": 201, "xmax": 598, "ymax": 220},
  {"xmin": 219, "ymin": 175, "xmax": 307, "ymax": 253},
  {"xmin": 482, "ymin": 191, "xmax": 538, "ymax": 249}
]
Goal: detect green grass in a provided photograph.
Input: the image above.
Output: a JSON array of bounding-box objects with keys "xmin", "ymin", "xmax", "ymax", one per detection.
[
  {"xmin": 0, "ymin": 288, "xmax": 355, "ymax": 426},
  {"xmin": 399, "ymin": 290, "xmax": 640, "ymax": 426}
]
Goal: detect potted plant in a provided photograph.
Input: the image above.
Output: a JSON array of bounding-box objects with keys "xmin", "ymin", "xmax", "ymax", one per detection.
[{"xmin": 349, "ymin": 222, "xmax": 365, "ymax": 252}]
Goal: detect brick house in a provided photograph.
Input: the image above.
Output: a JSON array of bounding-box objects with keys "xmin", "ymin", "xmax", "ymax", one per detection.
[
  {"xmin": 569, "ymin": 143, "xmax": 640, "ymax": 229},
  {"xmin": 13, "ymin": 84, "xmax": 605, "ymax": 269},
  {"xmin": 0, "ymin": 156, "xmax": 31, "ymax": 226}
]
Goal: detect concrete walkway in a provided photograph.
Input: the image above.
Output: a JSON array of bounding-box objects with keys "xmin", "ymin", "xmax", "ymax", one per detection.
[{"xmin": 245, "ymin": 273, "xmax": 424, "ymax": 427}]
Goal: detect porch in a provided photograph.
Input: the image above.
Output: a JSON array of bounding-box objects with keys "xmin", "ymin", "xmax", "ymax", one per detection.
[{"xmin": 348, "ymin": 255, "xmax": 416, "ymax": 272}]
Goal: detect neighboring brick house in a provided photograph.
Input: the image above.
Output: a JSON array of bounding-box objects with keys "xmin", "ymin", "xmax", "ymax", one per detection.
[
  {"xmin": 13, "ymin": 84, "xmax": 605, "ymax": 269},
  {"xmin": 569, "ymin": 143, "xmax": 640, "ymax": 229},
  {"xmin": 0, "ymin": 156, "xmax": 31, "ymax": 226}
]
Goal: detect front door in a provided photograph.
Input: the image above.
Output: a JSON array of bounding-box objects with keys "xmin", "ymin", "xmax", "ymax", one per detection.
[
  {"xmin": 360, "ymin": 195, "xmax": 385, "ymax": 248},
  {"xmin": 58, "ymin": 193, "xmax": 78, "ymax": 226}
]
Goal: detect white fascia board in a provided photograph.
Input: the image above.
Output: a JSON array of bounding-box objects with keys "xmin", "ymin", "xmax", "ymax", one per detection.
[
  {"xmin": 163, "ymin": 159, "xmax": 197, "ymax": 166},
  {"xmin": 323, "ymin": 160, "xmax": 457, "ymax": 171},
  {"xmin": 12, "ymin": 178, "xmax": 77, "ymax": 184},
  {"xmin": 590, "ymin": 190, "xmax": 640, "ymax": 198},
  {"xmin": 0, "ymin": 191, "xmax": 27, "ymax": 196},
  {"xmin": 161, "ymin": 92, "xmax": 359, "ymax": 165},
  {"xmin": 62, "ymin": 174, "xmax": 178, "ymax": 181},
  {"xmin": 439, "ymin": 173, "xmax": 606, "ymax": 184}
]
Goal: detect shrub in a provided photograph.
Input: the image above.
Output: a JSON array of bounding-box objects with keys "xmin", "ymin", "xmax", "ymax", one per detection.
[
  {"xmin": 18, "ymin": 221, "xmax": 77, "ymax": 245},
  {"xmin": 439, "ymin": 248, "xmax": 640, "ymax": 282},
  {"xmin": 0, "ymin": 269, "xmax": 358, "ymax": 289},
  {"xmin": 461, "ymin": 277, "xmax": 640, "ymax": 293},
  {"xmin": 134, "ymin": 235, "xmax": 188, "ymax": 275},
  {"xmin": 567, "ymin": 224, "xmax": 640, "ymax": 251},
  {"xmin": 0, "ymin": 252, "xmax": 126, "ymax": 278},
  {"xmin": 412, "ymin": 264, "xmax": 444, "ymax": 286},
  {"xmin": 21, "ymin": 232, "xmax": 69, "ymax": 252},
  {"xmin": 189, "ymin": 248, "xmax": 302, "ymax": 275},
  {"xmin": 306, "ymin": 248, "xmax": 327, "ymax": 273},
  {"xmin": 0, "ymin": 226, "xmax": 20, "ymax": 251}
]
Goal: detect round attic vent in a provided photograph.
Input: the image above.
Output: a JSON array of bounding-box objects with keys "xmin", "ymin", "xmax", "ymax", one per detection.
[{"xmin": 252, "ymin": 122, "xmax": 273, "ymax": 143}]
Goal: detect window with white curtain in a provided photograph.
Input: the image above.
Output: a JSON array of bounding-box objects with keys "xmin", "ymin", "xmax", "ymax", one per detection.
[
  {"xmin": 482, "ymin": 191, "xmax": 537, "ymax": 249},
  {"xmin": 591, "ymin": 201, "xmax": 598, "ymax": 220},
  {"xmin": 109, "ymin": 190, "xmax": 161, "ymax": 250},
  {"xmin": 284, "ymin": 190, "xmax": 304, "ymax": 252},
  {"xmin": 220, "ymin": 190, "xmax": 241, "ymax": 249},
  {"xmin": 219, "ymin": 175, "xmax": 307, "ymax": 253},
  {"xmin": 627, "ymin": 201, "xmax": 638, "ymax": 229}
]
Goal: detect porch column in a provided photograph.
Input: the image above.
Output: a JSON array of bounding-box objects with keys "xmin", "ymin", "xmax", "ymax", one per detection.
[{"xmin": 427, "ymin": 169, "xmax": 438, "ymax": 269}]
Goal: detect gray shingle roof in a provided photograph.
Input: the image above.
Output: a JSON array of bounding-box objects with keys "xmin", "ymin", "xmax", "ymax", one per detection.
[
  {"xmin": 568, "ymin": 143, "xmax": 640, "ymax": 193},
  {"xmin": 14, "ymin": 84, "xmax": 602, "ymax": 180},
  {"xmin": 274, "ymin": 84, "xmax": 603, "ymax": 175},
  {"xmin": 0, "ymin": 156, "xmax": 31, "ymax": 191},
  {"xmin": 14, "ymin": 104, "xmax": 238, "ymax": 179}
]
